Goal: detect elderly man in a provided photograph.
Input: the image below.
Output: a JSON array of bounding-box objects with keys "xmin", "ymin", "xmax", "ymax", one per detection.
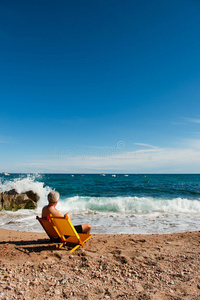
[{"xmin": 42, "ymin": 190, "xmax": 91, "ymax": 234}]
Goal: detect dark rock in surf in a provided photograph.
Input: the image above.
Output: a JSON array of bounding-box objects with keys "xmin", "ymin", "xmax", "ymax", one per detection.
[
  {"xmin": 25, "ymin": 190, "xmax": 40, "ymax": 202},
  {"xmin": 0, "ymin": 189, "xmax": 40, "ymax": 211},
  {"xmin": 0, "ymin": 193, "xmax": 3, "ymax": 211}
]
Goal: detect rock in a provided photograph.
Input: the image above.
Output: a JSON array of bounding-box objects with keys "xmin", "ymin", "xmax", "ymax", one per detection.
[
  {"xmin": 60, "ymin": 279, "xmax": 67, "ymax": 284},
  {"xmin": 0, "ymin": 193, "xmax": 2, "ymax": 210},
  {"xmin": 135, "ymin": 283, "xmax": 144, "ymax": 292},
  {"xmin": 18, "ymin": 291, "xmax": 24, "ymax": 295},
  {"xmin": 8, "ymin": 189, "xmax": 18, "ymax": 195},
  {"xmin": 4, "ymin": 285, "xmax": 13, "ymax": 290},
  {"xmin": 26, "ymin": 190, "xmax": 40, "ymax": 202},
  {"xmin": 0, "ymin": 189, "xmax": 40, "ymax": 211},
  {"xmin": 17, "ymin": 194, "xmax": 36, "ymax": 209}
]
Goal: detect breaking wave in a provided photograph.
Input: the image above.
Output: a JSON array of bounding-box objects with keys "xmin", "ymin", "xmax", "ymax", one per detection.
[{"xmin": 58, "ymin": 195, "xmax": 200, "ymax": 214}]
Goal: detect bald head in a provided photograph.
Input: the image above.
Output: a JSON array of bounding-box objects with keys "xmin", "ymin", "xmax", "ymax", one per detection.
[{"xmin": 48, "ymin": 191, "xmax": 60, "ymax": 204}]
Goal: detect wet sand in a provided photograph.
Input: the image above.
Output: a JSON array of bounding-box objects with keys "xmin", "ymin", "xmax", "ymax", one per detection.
[{"xmin": 0, "ymin": 229, "xmax": 200, "ymax": 299}]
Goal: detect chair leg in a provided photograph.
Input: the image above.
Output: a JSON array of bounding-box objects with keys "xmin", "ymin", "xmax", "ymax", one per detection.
[
  {"xmin": 58, "ymin": 243, "xmax": 64, "ymax": 249},
  {"xmin": 70, "ymin": 244, "xmax": 81, "ymax": 253}
]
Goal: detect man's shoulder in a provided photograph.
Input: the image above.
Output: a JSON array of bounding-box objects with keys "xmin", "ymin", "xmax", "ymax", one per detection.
[
  {"xmin": 50, "ymin": 207, "xmax": 64, "ymax": 217},
  {"xmin": 42, "ymin": 205, "xmax": 48, "ymax": 209}
]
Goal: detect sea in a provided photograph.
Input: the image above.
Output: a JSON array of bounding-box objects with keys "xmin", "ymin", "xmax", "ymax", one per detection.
[{"xmin": 0, "ymin": 173, "xmax": 200, "ymax": 235}]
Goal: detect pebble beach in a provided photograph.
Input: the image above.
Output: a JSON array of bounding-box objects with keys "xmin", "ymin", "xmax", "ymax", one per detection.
[{"xmin": 0, "ymin": 229, "xmax": 200, "ymax": 299}]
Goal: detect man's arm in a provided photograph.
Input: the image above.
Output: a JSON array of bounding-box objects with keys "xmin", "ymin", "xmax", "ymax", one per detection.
[{"xmin": 64, "ymin": 213, "xmax": 71, "ymax": 219}]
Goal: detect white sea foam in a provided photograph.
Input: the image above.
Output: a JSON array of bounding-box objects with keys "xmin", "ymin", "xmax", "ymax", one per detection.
[
  {"xmin": 57, "ymin": 195, "xmax": 200, "ymax": 215},
  {"xmin": 0, "ymin": 174, "xmax": 52, "ymax": 208},
  {"xmin": 54, "ymin": 195, "xmax": 200, "ymax": 234}
]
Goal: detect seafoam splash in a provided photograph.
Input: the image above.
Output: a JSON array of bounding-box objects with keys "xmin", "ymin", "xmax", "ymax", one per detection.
[
  {"xmin": 0, "ymin": 174, "xmax": 52, "ymax": 208},
  {"xmin": 0, "ymin": 175, "xmax": 53, "ymax": 231}
]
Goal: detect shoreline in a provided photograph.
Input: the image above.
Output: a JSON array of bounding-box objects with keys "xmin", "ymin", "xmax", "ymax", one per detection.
[
  {"xmin": 0, "ymin": 229, "xmax": 200, "ymax": 299},
  {"xmin": 0, "ymin": 226, "xmax": 199, "ymax": 235}
]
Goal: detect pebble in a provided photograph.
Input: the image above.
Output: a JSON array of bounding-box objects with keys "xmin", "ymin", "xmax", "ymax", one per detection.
[
  {"xmin": 4, "ymin": 285, "xmax": 13, "ymax": 290},
  {"xmin": 18, "ymin": 291, "xmax": 24, "ymax": 295},
  {"xmin": 60, "ymin": 279, "xmax": 67, "ymax": 284},
  {"xmin": 54, "ymin": 289, "xmax": 61, "ymax": 295}
]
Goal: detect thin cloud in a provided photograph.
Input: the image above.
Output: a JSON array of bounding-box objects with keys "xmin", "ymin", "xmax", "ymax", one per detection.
[
  {"xmin": 183, "ymin": 138, "xmax": 200, "ymax": 149},
  {"xmin": 0, "ymin": 136, "xmax": 13, "ymax": 144},
  {"xmin": 9, "ymin": 137, "xmax": 200, "ymax": 173},
  {"xmin": 170, "ymin": 121, "xmax": 186, "ymax": 125},
  {"xmin": 15, "ymin": 145, "xmax": 200, "ymax": 173},
  {"xmin": 185, "ymin": 118, "xmax": 200, "ymax": 124},
  {"xmin": 134, "ymin": 143, "xmax": 159, "ymax": 149}
]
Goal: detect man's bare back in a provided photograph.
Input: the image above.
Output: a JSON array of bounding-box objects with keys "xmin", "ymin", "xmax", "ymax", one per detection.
[{"xmin": 42, "ymin": 205, "xmax": 64, "ymax": 218}]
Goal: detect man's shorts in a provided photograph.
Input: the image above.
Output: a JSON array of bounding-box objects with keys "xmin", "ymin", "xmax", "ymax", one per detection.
[{"xmin": 74, "ymin": 225, "xmax": 83, "ymax": 233}]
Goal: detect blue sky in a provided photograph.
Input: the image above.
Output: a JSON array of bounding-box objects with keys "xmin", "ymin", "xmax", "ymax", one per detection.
[{"xmin": 1, "ymin": 0, "xmax": 200, "ymax": 173}]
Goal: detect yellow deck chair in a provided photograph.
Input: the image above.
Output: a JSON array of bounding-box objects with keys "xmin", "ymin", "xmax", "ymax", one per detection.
[
  {"xmin": 36, "ymin": 215, "xmax": 92, "ymax": 253},
  {"xmin": 36, "ymin": 216, "xmax": 60, "ymax": 240}
]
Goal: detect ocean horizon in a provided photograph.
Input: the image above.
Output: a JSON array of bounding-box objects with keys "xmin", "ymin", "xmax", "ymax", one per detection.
[{"xmin": 0, "ymin": 173, "xmax": 200, "ymax": 235}]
